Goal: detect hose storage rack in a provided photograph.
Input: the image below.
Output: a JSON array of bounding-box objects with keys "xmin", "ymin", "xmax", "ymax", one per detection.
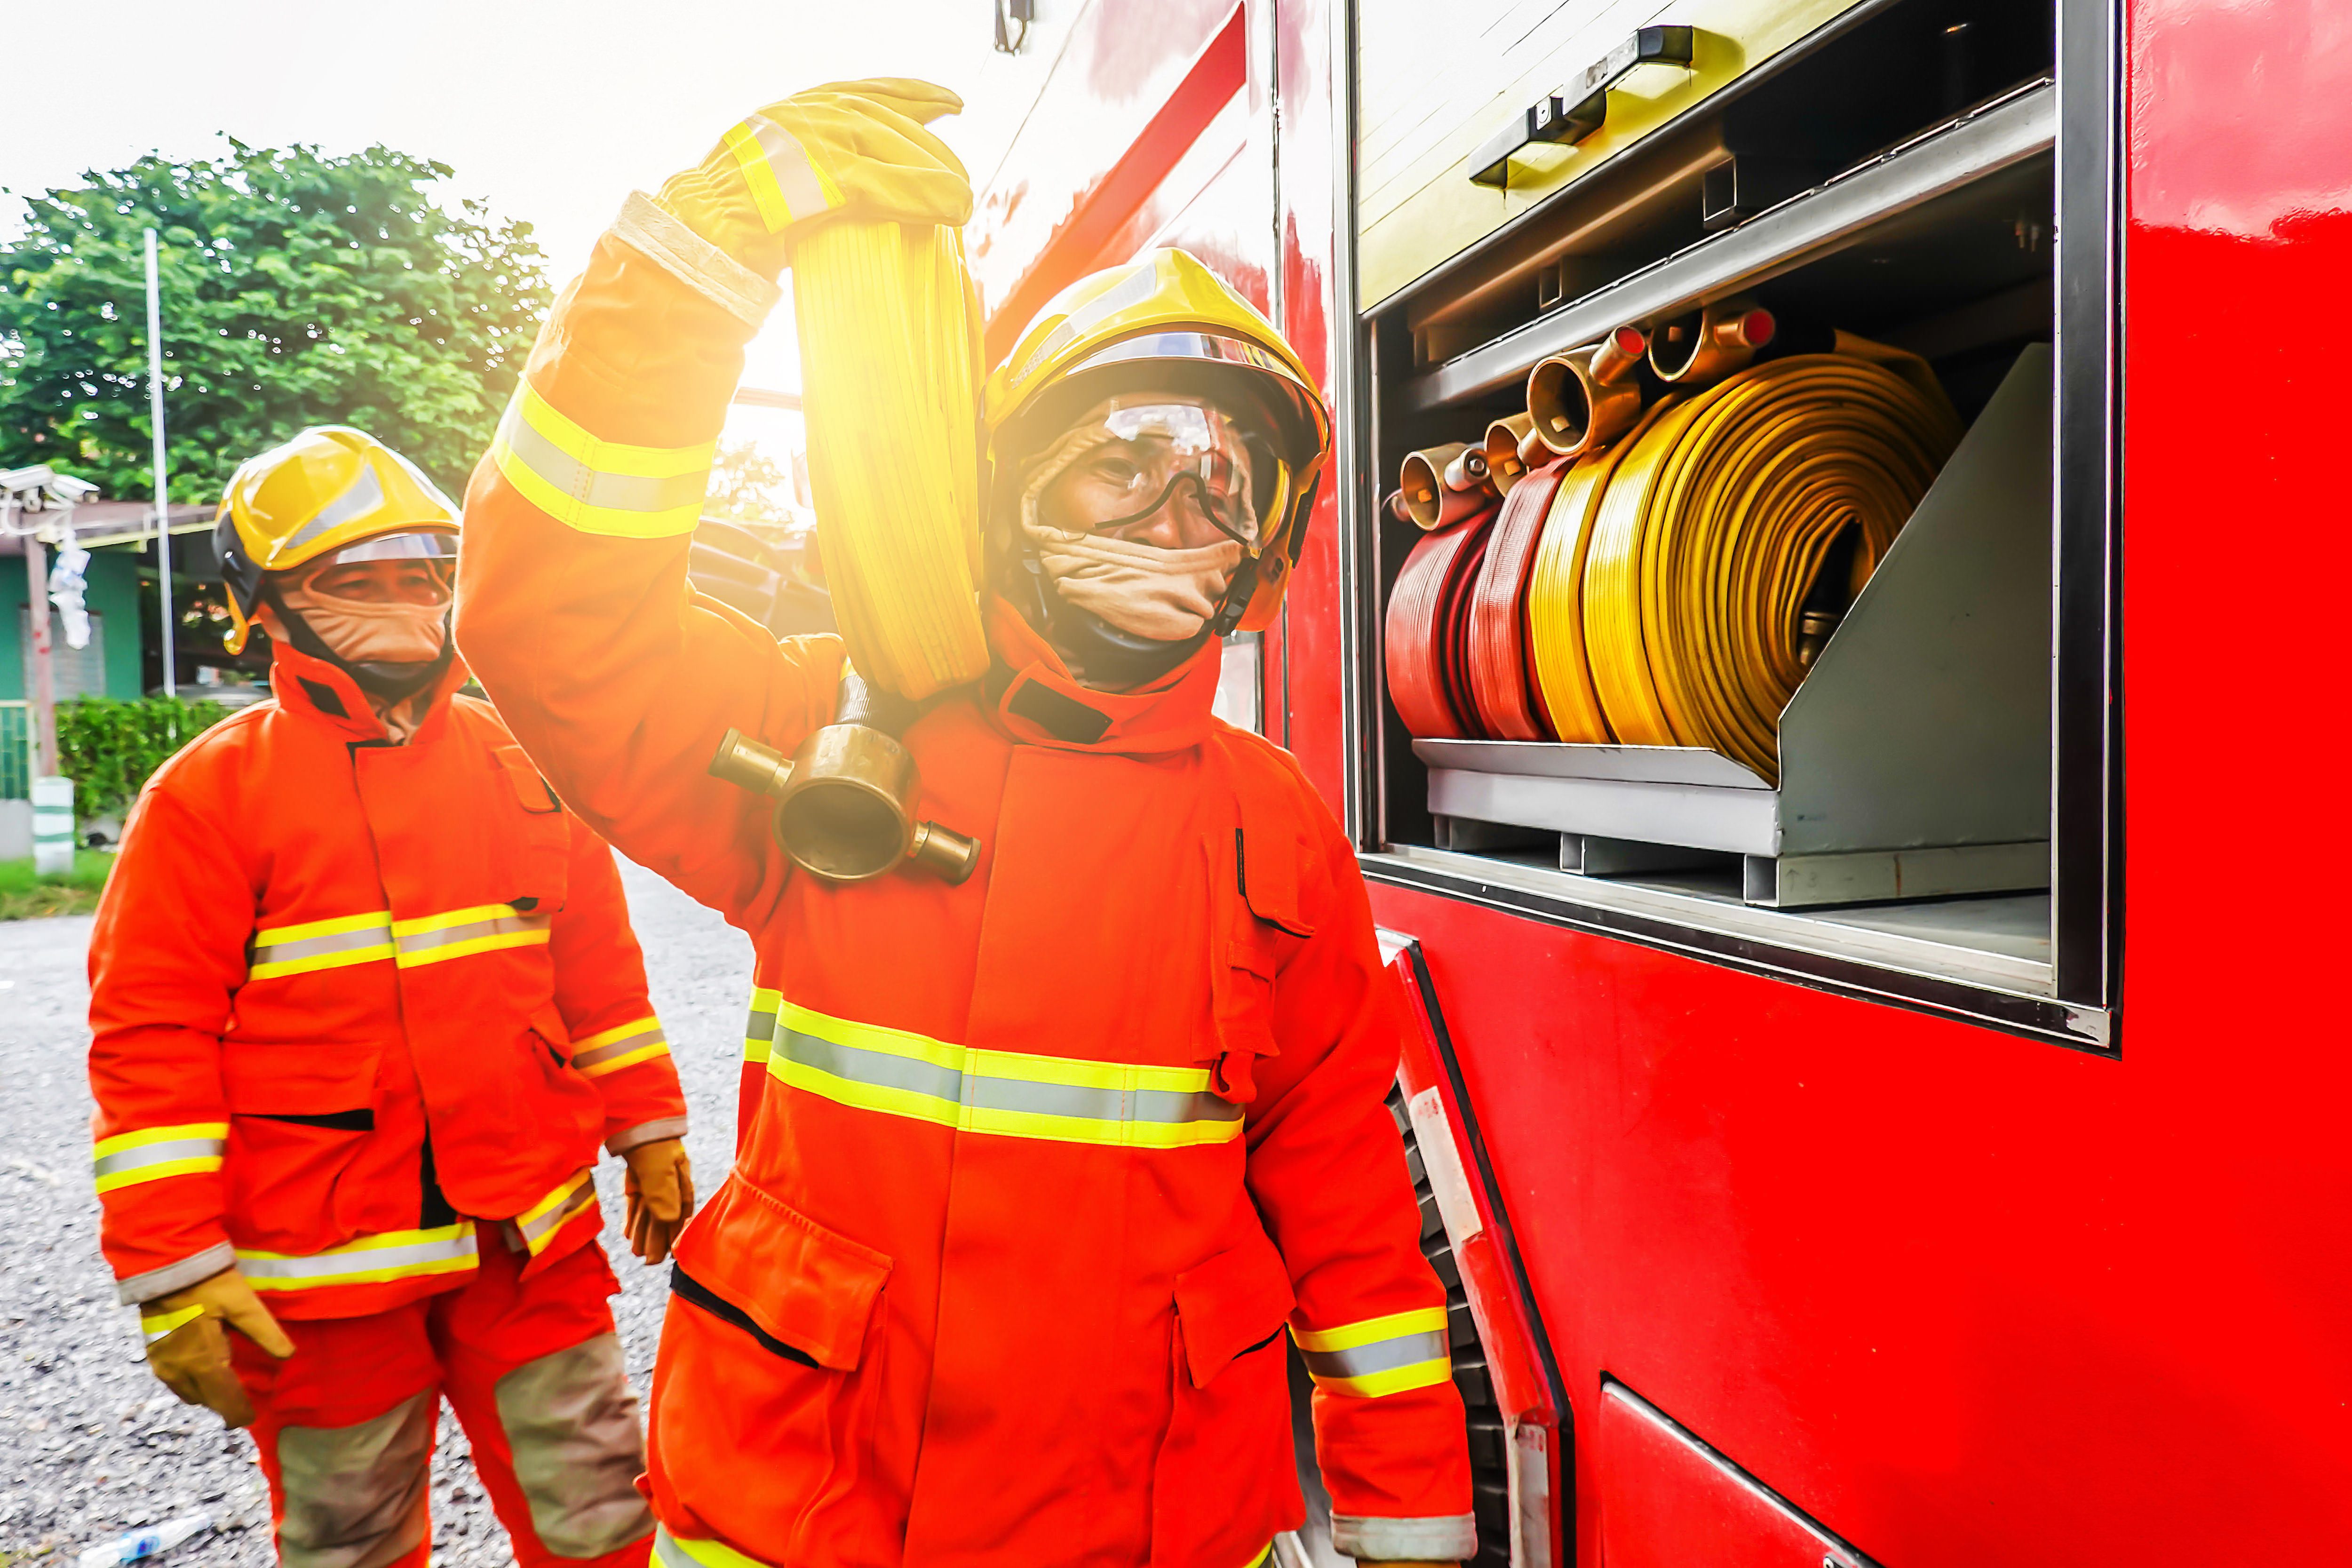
[{"xmin": 1343, "ymin": 0, "xmax": 2114, "ymax": 1032}]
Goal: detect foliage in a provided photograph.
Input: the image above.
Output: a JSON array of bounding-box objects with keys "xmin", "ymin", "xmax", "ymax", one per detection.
[
  {"xmin": 706, "ymin": 438, "xmax": 803, "ymax": 528},
  {"xmin": 0, "ymin": 849, "xmax": 113, "ymax": 921},
  {"xmin": 56, "ymin": 694, "xmax": 230, "ymax": 819},
  {"xmin": 0, "ymin": 139, "xmax": 551, "ymax": 500}
]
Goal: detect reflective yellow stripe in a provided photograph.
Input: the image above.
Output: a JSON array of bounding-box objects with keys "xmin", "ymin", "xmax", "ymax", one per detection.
[
  {"xmin": 653, "ymin": 1527, "xmax": 773, "ymax": 1568},
  {"xmin": 92, "ymin": 1123, "xmax": 230, "ymax": 1194},
  {"xmin": 238, "ymin": 1223, "xmax": 478, "ymax": 1291},
  {"xmin": 769, "ymin": 1001, "xmax": 1245, "ymax": 1150},
  {"xmin": 247, "ymin": 911, "xmax": 396, "ymax": 979},
  {"xmin": 139, "ymin": 1303, "xmax": 207, "ymax": 1345},
  {"xmin": 1294, "ymin": 1306, "xmax": 1453, "ymax": 1398},
  {"xmin": 574, "ymin": 1017, "xmax": 669, "ymax": 1078},
  {"xmin": 515, "ymin": 1169, "xmax": 599, "ymax": 1254},
  {"xmin": 721, "ymin": 114, "xmax": 841, "ymax": 232},
  {"xmin": 743, "ymin": 986, "xmax": 781, "ymax": 1066},
  {"xmin": 390, "ymin": 902, "xmax": 550, "ymax": 968},
  {"xmin": 489, "ymin": 379, "xmax": 715, "ymax": 539}
]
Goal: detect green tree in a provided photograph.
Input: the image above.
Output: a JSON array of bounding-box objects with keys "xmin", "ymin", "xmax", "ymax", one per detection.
[
  {"xmin": 705, "ymin": 438, "xmax": 802, "ymax": 528},
  {"xmin": 0, "ymin": 139, "xmax": 550, "ymax": 499}
]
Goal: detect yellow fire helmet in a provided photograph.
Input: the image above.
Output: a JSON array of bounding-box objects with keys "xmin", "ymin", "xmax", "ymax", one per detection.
[
  {"xmin": 214, "ymin": 426, "xmax": 461, "ymax": 653},
  {"xmin": 984, "ymin": 247, "xmax": 1331, "ymax": 635}
]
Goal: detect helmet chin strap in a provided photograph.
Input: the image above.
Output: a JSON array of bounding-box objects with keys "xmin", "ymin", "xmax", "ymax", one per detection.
[{"xmin": 262, "ymin": 579, "xmax": 455, "ymax": 703}]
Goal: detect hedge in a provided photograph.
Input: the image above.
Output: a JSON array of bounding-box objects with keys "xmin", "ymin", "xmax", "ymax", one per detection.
[{"xmin": 56, "ymin": 695, "xmax": 230, "ymax": 820}]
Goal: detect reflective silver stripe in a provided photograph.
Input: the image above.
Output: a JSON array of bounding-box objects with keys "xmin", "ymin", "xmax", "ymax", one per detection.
[
  {"xmin": 238, "ymin": 1224, "xmax": 478, "ymax": 1287},
  {"xmin": 392, "ymin": 910, "xmax": 550, "ymax": 963},
  {"xmin": 518, "ymin": 1176, "xmax": 598, "ymax": 1249},
  {"xmin": 742, "ymin": 114, "xmax": 834, "ymax": 222},
  {"xmin": 779, "ymin": 1029, "xmax": 1245, "ymax": 1128},
  {"xmin": 92, "ymin": 1134, "xmax": 226, "ymax": 1184},
  {"xmin": 1299, "ymin": 1328, "xmax": 1451, "ymax": 1383},
  {"xmin": 572, "ymin": 1026, "xmax": 667, "ymax": 1074},
  {"xmin": 248, "ymin": 918, "xmax": 396, "ymax": 975},
  {"xmin": 281, "ymin": 463, "xmax": 388, "ymax": 554},
  {"xmin": 495, "ymin": 404, "xmax": 711, "ymax": 518}
]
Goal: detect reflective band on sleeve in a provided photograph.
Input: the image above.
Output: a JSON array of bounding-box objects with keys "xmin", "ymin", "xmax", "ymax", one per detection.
[
  {"xmin": 515, "ymin": 1170, "xmax": 600, "ymax": 1256},
  {"xmin": 390, "ymin": 903, "xmax": 551, "ymax": 968},
  {"xmin": 248, "ymin": 912, "xmax": 396, "ymax": 980},
  {"xmin": 654, "ymin": 1526, "xmax": 775, "ymax": 1568},
  {"xmin": 489, "ymin": 380, "xmax": 715, "ymax": 539},
  {"xmin": 769, "ymin": 1001, "xmax": 1246, "ymax": 1150},
  {"xmin": 742, "ymin": 987, "xmax": 781, "ymax": 1066},
  {"xmin": 720, "ymin": 115, "xmax": 841, "ymax": 232},
  {"xmin": 1293, "ymin": 1307, "xmax": 1454, "ymax": 1398},
  {"xmin": 92, "ymin": 1123, "xmax": 230, "ymax": 1194},
  {"xmin": 238, "ymin": 1222, "xmax": 479, "ymax": 1291},
  {"xmin": 572, "ymin": 1017, "xmax": 669, "ymax": 1078},
  {"xmin": 138, "ymin": 1302, "xmax": 207, "ymax": 1345}
]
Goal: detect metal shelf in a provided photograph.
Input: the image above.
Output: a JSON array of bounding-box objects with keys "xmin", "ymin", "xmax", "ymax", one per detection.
[{"xmin": 1400, "ymin": 78, "xmax": 2056, "ymax": 414}]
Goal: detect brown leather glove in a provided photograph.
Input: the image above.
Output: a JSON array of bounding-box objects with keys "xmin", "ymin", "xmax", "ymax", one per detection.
[
  {"xmin": 140, "ymin": 1266, "xmax": 295, "ymax": 1428},
  {"xmin": 622, "ymin": 1138, "xmax": 697, "ymax": 1266}
]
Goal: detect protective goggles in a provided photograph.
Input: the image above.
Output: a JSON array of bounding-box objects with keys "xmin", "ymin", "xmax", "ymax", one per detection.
[
  {"xmin": 321, "ymin": 528, "xmax": 459, "ymax": 566},
  {"xmin": 1062, "ymin": 400, "xmax": 1265, "ymax": 554}
]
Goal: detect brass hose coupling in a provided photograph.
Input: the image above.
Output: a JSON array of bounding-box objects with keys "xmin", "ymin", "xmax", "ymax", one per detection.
[{"xmin": 707, "ymin": 672, "xmax": 980, "ymax": 885}]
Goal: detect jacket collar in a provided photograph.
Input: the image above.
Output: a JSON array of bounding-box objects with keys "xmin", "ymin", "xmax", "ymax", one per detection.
[
  {"xmin": 268, "ymin": 642, "xmax": 470, "ymax": 746},
  {"xmin": 979, "ymin": 596, "xmax": 1221, "ymax": 755}
]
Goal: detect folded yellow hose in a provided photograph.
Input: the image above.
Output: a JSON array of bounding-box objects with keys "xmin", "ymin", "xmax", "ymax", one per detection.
[
  {"xmin": 1526, "ymin": 402, "xmax": 1676, "ymax": 743},
  {"xmin": 792, "ymin": 221, "xmax": 988, "ymax": 700},
  {"xmin": 1576, "ymin": 352, "xmax": 1962, "ymax": 781}
]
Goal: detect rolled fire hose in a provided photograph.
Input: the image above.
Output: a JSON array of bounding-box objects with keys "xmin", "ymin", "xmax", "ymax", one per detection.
[
  {"xmin": 1464, "ymin": 459, "xmax": 1570, "ymax": 740},
  {"xmin": 1576, "ymin": 352, "xmax": 1962, "ymax": 781},
  {"xmin": 792, "ymin": 221, "xmax": 989, "ymax": 701},
  {"xmin": 1384, "ymin": 501, "xmax": 1498, "ymax": 738},
  {"xmin": 1524, "ymin": 399, "xmax": 1677, "ymax": 744}
]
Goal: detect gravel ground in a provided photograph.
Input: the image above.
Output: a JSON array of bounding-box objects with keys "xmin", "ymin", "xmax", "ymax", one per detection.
[{"xmin": 0, "ymin": 860, "xmax": 751, "ymax": 1568}]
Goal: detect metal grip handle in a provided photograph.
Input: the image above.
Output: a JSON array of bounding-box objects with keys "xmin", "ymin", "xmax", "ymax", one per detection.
[{"xmin": 709, "ymin": 728, "xmax": 795, "ymax": 796}]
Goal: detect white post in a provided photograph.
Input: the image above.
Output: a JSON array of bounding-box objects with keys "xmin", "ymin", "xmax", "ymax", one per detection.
[{"xmin": 146, "ymin": 227, "xmax": 175, "ymax": 699}]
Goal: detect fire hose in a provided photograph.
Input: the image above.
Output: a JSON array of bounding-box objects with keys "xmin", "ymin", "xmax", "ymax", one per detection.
[
  {"xmin": 792, "ymin": 220, "xmax": 989, "ymax": 701},
  {"xmin": 1388, "ymin": 310, "xmax": 1962, "ymax": 784}
]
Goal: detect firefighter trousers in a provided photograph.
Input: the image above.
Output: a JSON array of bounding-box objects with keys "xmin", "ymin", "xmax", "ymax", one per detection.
[{"xmin": 228, "ymin": 1234, "xmax": 653, "ymax": 1568}]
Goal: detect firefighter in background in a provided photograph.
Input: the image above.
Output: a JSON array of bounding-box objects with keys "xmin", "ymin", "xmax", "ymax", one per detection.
[
  {"xmin": 456, "ymin": 80, "xmax": 1473, "ymax": 1568},
  {"xmin": 87, "ymin": 427, "xmax": 696, "ymax": 1568}
]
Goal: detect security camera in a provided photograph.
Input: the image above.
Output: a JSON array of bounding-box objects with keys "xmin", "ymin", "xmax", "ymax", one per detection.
[
  {"xmin": 1, "ymin": 463, "xmax": 58, "ymax": 497},
  {"xmin": 46, "ymin": 475, "xmax": 99, "ymax": 503}
]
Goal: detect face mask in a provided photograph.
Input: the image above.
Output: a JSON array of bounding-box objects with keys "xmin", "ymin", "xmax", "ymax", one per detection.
[
  {"xmin": 1019, "ymin": 418, "xmax": 1246, "ymax": 643},
  {"xmin": 277, "ymin": 581, "xmax": 449, "ymax": 665}
]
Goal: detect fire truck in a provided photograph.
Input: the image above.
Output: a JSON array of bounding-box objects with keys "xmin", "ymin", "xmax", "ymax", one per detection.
[{"xmin": 957, "ymin": 0, "xmax": 2352, "ymax": 1562}]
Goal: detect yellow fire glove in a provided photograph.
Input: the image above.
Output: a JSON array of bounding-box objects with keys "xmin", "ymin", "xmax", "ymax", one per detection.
[
  {"xmin": 656, "ymin": 79, "xmax": 972, "ymax": 279},
  {"xmin": 140, "ymin": 1266, "xmax": 295, "ymax": 1429},
  {"xmin": 622, "ymin": 1138, "xmax": 698, "ymax": 1266}
]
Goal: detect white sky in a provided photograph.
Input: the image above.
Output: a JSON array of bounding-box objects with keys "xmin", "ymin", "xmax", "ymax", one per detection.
[{"xmin": 0, "ymin": 0, "xmax": 1062, "ymax": 459}]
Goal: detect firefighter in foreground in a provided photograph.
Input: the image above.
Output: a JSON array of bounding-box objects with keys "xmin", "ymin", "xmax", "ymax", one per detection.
[
  {"xmin": 456, "ymin": 81, "xmax": 1472, "ymax": 1567},
  {"xmin": 87, "ymin": 428, "xmax": 696, "ymax": 1568}
]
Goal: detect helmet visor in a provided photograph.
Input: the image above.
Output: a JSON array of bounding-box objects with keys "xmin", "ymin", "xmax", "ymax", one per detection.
[
  {"xmin": 1049, "ymin": 400, "xmax": 1263, "ymax": 553},
  {"xmin": 323, "ymin": 529, "xmax": 459, "ymax": 565}
]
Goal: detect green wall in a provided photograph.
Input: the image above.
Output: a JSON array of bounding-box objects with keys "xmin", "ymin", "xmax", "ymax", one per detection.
[{"xmin": 2, "ymin": 546, "xmax": 150, "ymax": 700}]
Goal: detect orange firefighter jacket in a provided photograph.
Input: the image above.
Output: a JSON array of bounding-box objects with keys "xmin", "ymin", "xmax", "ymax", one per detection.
[
  {"xmin": 453, "ymin": 221, "xmax": 1474, "ymax": 1568},
  {"xmin": 87, "ymin": 645, "xmax": 686, "ymax": 1320}
]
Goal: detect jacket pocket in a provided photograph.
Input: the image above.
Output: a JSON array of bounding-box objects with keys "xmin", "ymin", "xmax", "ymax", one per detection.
[
  {"xmin": 1152, "ymin": 1227, "xmax": 1305, "ymax": 1564},
  {"xmin": 655, "ymin": 1172, "xmax": 893, "ymax": 1547},
  {"xmin": 219, "ymin": 1043, "xmax": 381, "ymax": 1254},
  {"xmin": 1208, "ymin": 923, "xmax": 1283, "ymax": 1105},
  {"xmin": 493, "ymin": 744, "xmax": 572, "ymax": 916}
]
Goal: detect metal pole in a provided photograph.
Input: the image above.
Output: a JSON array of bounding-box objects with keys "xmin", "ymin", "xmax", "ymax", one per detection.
[
  {"xmin": 146, "ymin": 228, "xmax": 175, "ymax": 699},
  {"xmin": 25, "ymin": 527, "xmax": 57, "ymax": 774}
]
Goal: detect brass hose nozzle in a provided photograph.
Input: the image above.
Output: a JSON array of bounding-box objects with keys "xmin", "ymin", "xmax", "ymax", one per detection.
[
  {"xmin": 1399, "ymin": 441, "xmax": 1487, "ymax": 529},
  {"xmin": 1442, "ymin": 445, "xmax": 1493, "ymax": 495},
  {"xmin": 1527, "ymin": 327, "xmax": 1647, "ymax": 459},
  {"xmin": 1484, "ymin": 413, "xmax": 1537, "ymax": 492},
  {"xmin": 1647, "ymin": 297, "xmax": 1776, "ymax": 384},
  {"xmin": 709, "ymin": 725, "xmax": 980, "ymax": 885}
]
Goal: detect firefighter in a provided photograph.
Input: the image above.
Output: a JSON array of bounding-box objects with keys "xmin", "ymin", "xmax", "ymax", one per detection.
[
  {"xmin": 87, "ymin": 426, "xmax": 696, "ymax": 1568},
  {"xmin": 455, "ymin": 81, "xmax": 1473, "ymax": 1568}
]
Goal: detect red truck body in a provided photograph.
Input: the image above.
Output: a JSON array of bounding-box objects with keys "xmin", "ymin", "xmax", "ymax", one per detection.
[{"xmin": 968, "ymin": 1, "xmax": 2352, "ymax": 1560}]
